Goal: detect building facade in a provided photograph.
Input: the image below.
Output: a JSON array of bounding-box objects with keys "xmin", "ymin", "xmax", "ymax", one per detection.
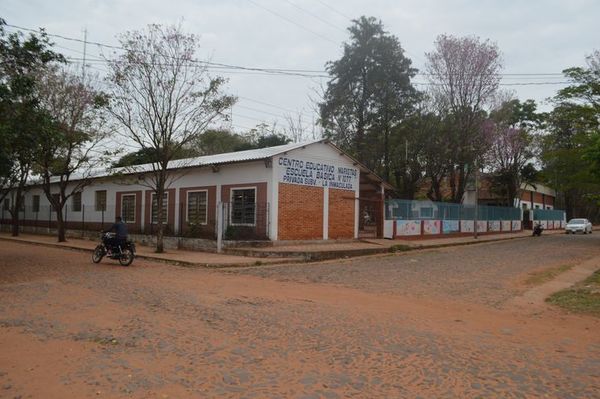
[{"xmin": 1, "ymin": 140, "xmax": 389, "ymax": 242}]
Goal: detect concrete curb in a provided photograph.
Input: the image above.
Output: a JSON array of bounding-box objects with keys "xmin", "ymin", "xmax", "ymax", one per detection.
[
  {"xmin": 0, "ymin": 236, "xmax": 301, "ymax": 268},
  {"xmin": 1, "ymin": 230, "xmax": 565, "ymax": 267}
]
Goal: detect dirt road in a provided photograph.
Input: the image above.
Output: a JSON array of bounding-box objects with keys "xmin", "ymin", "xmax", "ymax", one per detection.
[{"xmin": 1, "ymin": 235, "xmax": 599, "ymax": 398}]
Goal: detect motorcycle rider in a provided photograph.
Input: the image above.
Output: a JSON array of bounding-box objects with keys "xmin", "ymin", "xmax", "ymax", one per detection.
[{"xmin": 105, "ymin": 216, "xmax": 129, "ymax": 254}]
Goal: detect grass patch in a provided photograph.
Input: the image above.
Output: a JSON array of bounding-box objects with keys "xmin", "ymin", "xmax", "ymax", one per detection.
[
  {"xmin": 389, "ymin": 244, "xmax": 412, "ymax": 253},
  {"xmin": 525, "ymin": 264, "xmax": 574, "ymax": 286},
  {"xmin": 546, "ymin": 269, "xmax": 600, "ymax": 317}
]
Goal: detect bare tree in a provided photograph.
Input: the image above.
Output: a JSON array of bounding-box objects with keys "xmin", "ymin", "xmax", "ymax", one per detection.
[
  {"xmin": 35, "ymin": 67, "xmax": 108, "ymax": 242},
  {"xmin": 485, "ymin": 98, "xmax": 541, "ymax": 206},
  {"xmin": 425, "ymin": 34, "xmax": 502, "ymax": 202},
  {"xmin": 106, "ymin": 24, "xmax": 235, "ymax": 253}
]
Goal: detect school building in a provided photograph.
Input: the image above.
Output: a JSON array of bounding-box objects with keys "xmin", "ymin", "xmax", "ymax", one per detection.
[{"xmin": 0, "ymin": 140, "xmax": 390, "ymax": 244}]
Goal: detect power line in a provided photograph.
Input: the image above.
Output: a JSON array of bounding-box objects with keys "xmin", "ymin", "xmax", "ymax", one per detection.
[
  {"xmin": 245, "ymin": 0, "xmax": 339, "ymax": 45},
  {"xmin": 283, "ymin": 0, "xmax": 346, "ymax": 33},
  {"xmin": 312, "ymin": 0, "xmax": 353, "ymax": 21},
  {"xmin": 237, "ymin": 95, "xmax": 314, "ymax": 118},
  {"xmin": 6, "ymin": 24, "xmax": 569, "ymax": 80}
]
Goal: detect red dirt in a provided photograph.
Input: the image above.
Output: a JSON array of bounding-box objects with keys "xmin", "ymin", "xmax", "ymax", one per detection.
[{"xmin": 1, "ymin": 238, "xmax": 599, "ymax": 398}]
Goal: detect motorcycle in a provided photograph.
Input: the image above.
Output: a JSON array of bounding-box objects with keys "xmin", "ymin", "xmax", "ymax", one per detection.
[
  {"xmin": 532, "ymin": 223, "xmax": 543, "ymax": 237},
  {"xmin": 92, "ymin": 232, "xmax": 136, "ymax": 266}
]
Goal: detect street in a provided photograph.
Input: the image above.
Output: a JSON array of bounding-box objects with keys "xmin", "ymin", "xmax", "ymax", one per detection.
[{"xmin": 1, "ymin": 234, "xmax": 599, "ymax": 398}]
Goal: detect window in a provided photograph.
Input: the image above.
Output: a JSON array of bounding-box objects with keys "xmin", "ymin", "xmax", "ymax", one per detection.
[
  {"xmin": 3, "ymin": 198, "xmax": 9, "ymax": 211},
  {"xmin": 187, "ymin": 191, "xmax": 208, "ymax": 224},
  {"xmin": 151, "ymin": 192, "xmax": 168, "ymax": 224},
  {"xmin": 121, "ymin": 194, "xmax": 136, "ymax": 223},
  {"xmin": 72, "ymin": 192, "xmax": 82, "ymax": 212},
  {"xmin": 32, "ymin": 195, "xmax": 40, "ymax": 213},
  {"xmin": 95, "ymin": 190, "xmax": 107, "ymax": 212},
  {"xmin": 18, "ymin": 196, "xmax": 25, "ymax": 212},
  {"xmin": 231, "ymin": 188, "xmax": 256, "ymax": 225}
]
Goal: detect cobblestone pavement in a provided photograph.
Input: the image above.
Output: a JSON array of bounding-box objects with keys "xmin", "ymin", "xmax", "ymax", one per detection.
[
  {"xmin": 233, "ymin": 234, "xmax": 600, "ymax": 307},
  {"xmin": 1, "ymin": 236, "xmax": 599, "ymax": 398}
]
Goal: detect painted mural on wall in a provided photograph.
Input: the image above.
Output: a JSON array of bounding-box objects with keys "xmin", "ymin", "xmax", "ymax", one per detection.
[
  {"xmin": 396, "ymin": 220, "xmax": 421, "ymax": 236},
  {"xmin": 443, "ymin": 220, "xmax": 460, "ymax": 234},
  {"xmin": 277, "ymin": 156, "xmax": 358, "ymax": 191},
  {"xmin": 461, "ymin": 220, "xmax": 474, "ymax": 233},
  {"xmin": 489, "ymin": 221, "xmax": 501, "ymax": 232},
  {"xmin": 477, "ymin": 221, "xmax": 488, "ymax": 233},
  {"xmin": 512, "ymin": 220, "xmax": 521, "ymax": 231},
  {"xmin": 502, "ymin": 221, "xmax": 511, "ymax": 231},
  {"xmin": 423, "ymin": 220, "xmax": 441, "ymax": 235}
]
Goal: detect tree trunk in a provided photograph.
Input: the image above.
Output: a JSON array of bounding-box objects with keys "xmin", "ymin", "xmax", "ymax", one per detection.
[
  {"xmin": 155, "ymin": 180, "xmax": 166, "ymax": 253},
  {"xmin": 11, "ymin": 211, "xmax": 19, "ymax": 237},
  {"xmin": 56, "ymin": 207, "xmax": 66, "ymax": 242}
]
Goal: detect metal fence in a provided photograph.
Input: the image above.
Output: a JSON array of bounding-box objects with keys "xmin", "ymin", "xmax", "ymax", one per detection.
[
  {"xmin": 0, "ymin": 201, "xmax": 270, "ymax": 241},
  {"xmin": 385, "ymin": 199, "xmax": 522, "ymax": 221},
  {"xmin": 532, "ymin": 208, "xmax": 566, "ymax": 221}
]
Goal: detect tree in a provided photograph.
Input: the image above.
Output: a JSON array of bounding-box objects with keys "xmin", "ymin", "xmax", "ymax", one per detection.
[
  {"xmin": 191, "ymin": 129, "xmax": 248, "ymax": 155},
  {"xmin": 0, "ymin": 20, "xmax": 64, "ymax": 236},
  {"xmin": 540, "ymin": 50, "xmax": 600, "ymax": 219},
  {"xmin": 34, "ymin": 67, "xmax": 108, "ymax": 242},
  {"xmin": 425, "ymin": 34, "xmax": 502, "ymax": 202},
  {"xmin": 113, "ymin": 145, "xmax": 198, "ymax": 167},
  {"xmin": 106, "ymin": 24, "xmax": 235, "ymax": 253},
  {"xmin": 319, "ymin": 16, "xmax": 418, "ymax": 180},
  {"xmin": 485, "ymin": 99, "xmax": 540, "ymax": 206}
]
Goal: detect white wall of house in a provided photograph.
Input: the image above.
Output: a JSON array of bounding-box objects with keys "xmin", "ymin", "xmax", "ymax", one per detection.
[{"xmin": 5, "ymin": 142, "xmax": 364, "ymax": 241}]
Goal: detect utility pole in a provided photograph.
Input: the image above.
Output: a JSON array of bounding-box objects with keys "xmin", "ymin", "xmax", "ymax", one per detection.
[{"xmin": 81, "ymin": 28, "xmax": 87, "ymax": 80}]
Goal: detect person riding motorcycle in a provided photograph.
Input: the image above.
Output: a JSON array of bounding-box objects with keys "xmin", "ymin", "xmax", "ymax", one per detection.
[{"xmin": 104, "ymin": 216, "xmax": 129, "ymax": 254}]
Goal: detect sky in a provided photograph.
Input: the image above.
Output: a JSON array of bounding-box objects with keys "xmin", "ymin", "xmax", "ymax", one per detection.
[{"xmin": 3, "ymin": 0, "xmax": 599, "ymax": 139}]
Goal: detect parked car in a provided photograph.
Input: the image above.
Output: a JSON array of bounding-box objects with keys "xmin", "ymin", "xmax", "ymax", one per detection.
[{"xmin": 565, "ymin": 218, "xmax": 593, "ymax": 234}]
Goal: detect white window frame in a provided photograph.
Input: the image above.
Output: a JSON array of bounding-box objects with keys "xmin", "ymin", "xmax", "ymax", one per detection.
[
  {"xmin": 230, "ymin": 187, "xmax": 257, "ymax": 227},
  {"xmin": 186, "ymin": 190, "xmax": 208, "ymax": 225},
  {"xmin": 121, "ymin": 194, "xmax": 136, "ymax": 224},
  {"xmin": 151, "ymin": 192, "xmax": 169, "ymax": 224}
]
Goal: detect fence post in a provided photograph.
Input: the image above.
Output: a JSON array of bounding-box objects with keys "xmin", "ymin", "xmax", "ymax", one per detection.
[
  {"xmin": 101, "ymin": 209, "xmax": 105, "ymax": 232},
  {"xmin": 216, "ymin": 202, "xmax": 223, "ymax": 253},
  {"xmin": 179, "ymin": 202, "xmax": 184, "ymax": 236},
  {"xmin": 48, "ymin": 205, "xmax": 51, "ymax": 233},
  {"xmin": 81, "ymin": 204, "xmax": 85, "ymax": 237}
]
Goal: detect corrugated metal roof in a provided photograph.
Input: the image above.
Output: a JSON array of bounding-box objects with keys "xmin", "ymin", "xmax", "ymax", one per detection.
[
  {"xmin": 37, "ymin": 138, "xmax": 391, "ymax": 189},
  {"xmin": 110, "ymin": 139, "xmax": 324, "ymax": 176}
]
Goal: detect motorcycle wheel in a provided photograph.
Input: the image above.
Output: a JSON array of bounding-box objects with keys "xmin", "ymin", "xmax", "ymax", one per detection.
[
  {"xmin": 92, "ymin": 245, "xmax": 105, "ymax": 263},
  {"xmin": 119, "ymin": 248, "xmax": 134, "ymax": 266}
]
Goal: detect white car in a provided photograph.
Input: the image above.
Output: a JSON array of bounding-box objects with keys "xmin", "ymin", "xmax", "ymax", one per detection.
[{"xmin": 565, "ymin": 218, "xmax": 593, "ymax": 234}]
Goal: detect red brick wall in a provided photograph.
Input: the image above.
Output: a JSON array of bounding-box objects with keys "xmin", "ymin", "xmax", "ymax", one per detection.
[
  {"xmin": 278, "ymin": 183, "xmax": 323, "ymax": 240},
  {"xmin": 328, "ymin": 188, "xmax": 355, "ymax": 239}
]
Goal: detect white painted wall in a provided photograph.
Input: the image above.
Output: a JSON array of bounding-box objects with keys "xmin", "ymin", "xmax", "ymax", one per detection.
[{"xmin": 12, "ymin": 160, "xmax": 273, "ymax": 231}]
